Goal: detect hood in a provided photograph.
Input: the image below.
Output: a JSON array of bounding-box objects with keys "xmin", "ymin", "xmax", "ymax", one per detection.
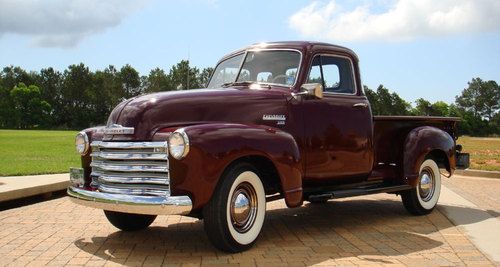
[{"xmin": 105, "ymin": 87, "xmax": 290, "ymax": 140}]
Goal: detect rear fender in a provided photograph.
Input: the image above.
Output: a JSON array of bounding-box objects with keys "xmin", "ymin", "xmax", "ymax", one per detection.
[
  {"xmin": 167, "ymin": 123, "xmax": 303, "ymax": 211},
  {"xmin": 403, "ymin": 126, "xmax": 455, "ymax": 187}
]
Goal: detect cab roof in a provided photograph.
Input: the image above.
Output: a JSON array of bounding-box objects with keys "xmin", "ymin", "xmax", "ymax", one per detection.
[{"xmin": 219, "ymin": 41, "xmax": 359, "ymax": 62}]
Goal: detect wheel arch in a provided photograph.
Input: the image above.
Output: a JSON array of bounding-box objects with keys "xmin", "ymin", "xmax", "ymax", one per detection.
[
  {"xmin": 403, "ymin": 126, "xmax": 455, "ymax": 187},
  {"xmin": 220, "ymin": 155, "xmax": 282, "ymax": 196},
  {"xmin": 168, "ymin": 123, "xmax": 303, "ymax": 214},
  {"xmin": 427, "ymin": 149, "xmax": 451, "ymax": 173}
]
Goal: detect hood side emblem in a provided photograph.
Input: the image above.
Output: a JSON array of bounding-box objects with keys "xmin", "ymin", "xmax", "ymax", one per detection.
[
  {"xmin": 262, "ymin": 115, "xmax": 286, "ymax": 121},
  {"xmin": 104, "ymin": 124, "xmax": 135, "ymax": 135},
  {"xmin": 263, "ymin": 114, "xmax": 286, "ymax": 126}
]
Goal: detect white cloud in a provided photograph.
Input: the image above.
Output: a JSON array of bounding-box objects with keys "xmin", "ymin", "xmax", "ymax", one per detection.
[
  {"xmin": 0, "ymin": 0, "xmax": 146, "ymax": 48},
  {"xmin": 289, "ymin": 0, "xmax": 500, "ymax": 42}
]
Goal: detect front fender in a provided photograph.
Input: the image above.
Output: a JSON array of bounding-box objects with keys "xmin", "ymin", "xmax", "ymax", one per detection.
[
  {"xmin": 167, "ymin": 123, "xmax": 303, "ymax": 212},
  {"xmin": 403, "ymin": 126, "xmax": 455, "ymax": 187}
]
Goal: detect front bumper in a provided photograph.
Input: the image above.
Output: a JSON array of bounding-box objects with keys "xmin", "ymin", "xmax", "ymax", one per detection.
[{"xmin": 67, "ymin": 186, "xmax": 192, "ymax": 216}]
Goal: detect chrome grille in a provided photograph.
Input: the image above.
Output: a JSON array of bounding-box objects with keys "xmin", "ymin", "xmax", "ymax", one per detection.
[{"xmin": 90, "ymin": 141, "xmax": 170, "ymax": 196}]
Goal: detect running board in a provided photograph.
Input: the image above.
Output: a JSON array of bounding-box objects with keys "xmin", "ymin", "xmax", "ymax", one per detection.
[{"xmin": 307, "ymin": 184, "xmax": 412, "ymax": 202}]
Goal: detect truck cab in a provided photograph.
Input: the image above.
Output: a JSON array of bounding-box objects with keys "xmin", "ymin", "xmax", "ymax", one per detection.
[{"xmin": 68, "ymin": 41, "xmax": 468, "ymax": 252}]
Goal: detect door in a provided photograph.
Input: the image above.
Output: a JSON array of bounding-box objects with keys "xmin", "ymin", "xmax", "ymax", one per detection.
[{"xmin": 302, "ymin": 55, "xmax": 373, "ymax": 185}]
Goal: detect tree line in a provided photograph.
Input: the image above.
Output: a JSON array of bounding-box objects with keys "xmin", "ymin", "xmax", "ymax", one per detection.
[
  {"xmin": 0, "ymin": 61, "xmax": 212, "ymax": 129},
  {"xmin": 364, "ymin": 79, "xmax": 499, "ymax": 136},
  {"xmin": 0, "ymin": 62, "xmax": 498, "ymax": 136}
]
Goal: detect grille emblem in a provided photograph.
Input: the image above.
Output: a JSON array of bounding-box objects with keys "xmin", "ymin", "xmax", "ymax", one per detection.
[{"xmin": 104, "ymin": 124, "xmax": 135, "ymax": 135}]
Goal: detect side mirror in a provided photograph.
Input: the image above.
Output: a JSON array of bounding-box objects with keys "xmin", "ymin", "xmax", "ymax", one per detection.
[{"xmin": 292, "ymin": 83, "xmax": 323, "ymax": 99}]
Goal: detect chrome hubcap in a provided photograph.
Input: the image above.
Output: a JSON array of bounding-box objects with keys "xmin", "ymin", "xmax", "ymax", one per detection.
[
  {"xmin": 230, "ymin": 182, "xmax": 258, "ymax": 233},
  {"xmin": 419, "ymin": 168, "xmax": 435, "ymax": 202}
]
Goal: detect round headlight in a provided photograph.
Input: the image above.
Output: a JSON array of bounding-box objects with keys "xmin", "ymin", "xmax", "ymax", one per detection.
[
  {"xmin": 169, "ymin": 129, "xmax": 189, "ymax": 159},
  {"xmin": 75, "ymin": 131, "xmax": 89, "ymax": 155}
]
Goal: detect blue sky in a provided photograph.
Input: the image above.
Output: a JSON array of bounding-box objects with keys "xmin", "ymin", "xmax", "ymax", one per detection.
[{"xmin": 0, "ymin": 0, "xmax": 499, "ymax": 104}]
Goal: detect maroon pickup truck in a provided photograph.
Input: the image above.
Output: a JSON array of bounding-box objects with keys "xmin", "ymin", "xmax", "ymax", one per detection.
[{"xmin": 68, "ymin": 41, "xmax": 469, "ymax": 252}]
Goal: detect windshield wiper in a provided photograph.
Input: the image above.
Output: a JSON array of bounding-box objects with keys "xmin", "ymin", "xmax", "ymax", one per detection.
[{"xmin": 221, "ymin": 81, "xmax": 255, "ymax": 88}]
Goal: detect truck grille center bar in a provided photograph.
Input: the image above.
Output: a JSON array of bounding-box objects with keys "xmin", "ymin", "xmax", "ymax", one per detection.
[
  {"xmin": 67, "ymin": 141, "xmax": 192, "ymax": 215},
  {"xmin": 90, "ymin": 141, "xmax": 171, "ymax": 196}
]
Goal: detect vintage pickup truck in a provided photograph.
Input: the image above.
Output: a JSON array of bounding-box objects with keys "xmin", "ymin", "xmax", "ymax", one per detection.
[{"xmin": 68, "ymin": 41, "xmax": 469, "ymax": 252}]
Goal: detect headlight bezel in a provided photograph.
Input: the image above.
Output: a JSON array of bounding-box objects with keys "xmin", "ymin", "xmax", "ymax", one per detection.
[
  {"xmin": 169, "ymin": 129, "xmax": 190, "ymax": 160},
  {"xmin": 75, "ymin": 131, "xmax": 90, "ymax": 155}
]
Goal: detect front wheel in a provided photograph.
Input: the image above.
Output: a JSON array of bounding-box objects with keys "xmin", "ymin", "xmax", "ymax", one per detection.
[
  {"xmin": 104, "ymin": 210, "xmax": 157, "ymax": 231},
  {"xmin": 203, "ymin": 163, "xmax": 266, "ymax": 252},
  {"xmin": 401, "ymin": 159, "xmax": 441, "ymax": 215}
]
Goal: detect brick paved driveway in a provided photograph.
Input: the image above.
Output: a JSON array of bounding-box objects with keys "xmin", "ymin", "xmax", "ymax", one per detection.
[{"xmin": 0, "ymin": 191, "xmax": 496, "ymax": 266}]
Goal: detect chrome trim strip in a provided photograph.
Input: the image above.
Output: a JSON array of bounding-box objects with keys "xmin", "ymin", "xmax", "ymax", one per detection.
[
  {"xmin": 90, "ymin": 162, "xmax": 169, "ymax": 173},
  {"xmin": 98, "ymin": 175, "xmax": 169, "ymax": 185},
  {"xmin": 90, "ymin": 171, "xmax": 166, "ymax": 179},
  {"xmin": 91, "ymin": 151, "xmax": 168, "ymax": 160},
  {"xmin": 68, "ymin": 186, "xmax": 192, "ymax": 216},
  {"xmin": 91, "ymin": 141, "xmax": 168, "ymax": 149},
  {"xmin": 97, "ymin": 183, "xmax": 168, "ymax": 196}
]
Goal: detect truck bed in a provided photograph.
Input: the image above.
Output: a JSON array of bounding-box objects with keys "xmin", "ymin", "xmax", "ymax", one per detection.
[{"xmin": 372, "ymin": 116, "xmax": 460, "ymax": 177}]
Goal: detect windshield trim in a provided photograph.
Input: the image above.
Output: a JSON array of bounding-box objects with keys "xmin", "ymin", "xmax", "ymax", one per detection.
[
  {"xmin": 209, "ymin": 48, "xmax": 303, "ymax": 89},
  {"xmin": 207, "ymin": 52, "xmax": 245, "ymax": 89}
]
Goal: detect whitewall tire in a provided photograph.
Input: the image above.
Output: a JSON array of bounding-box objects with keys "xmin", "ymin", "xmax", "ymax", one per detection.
[
  {"xmin": 203, "ymin": 163, "xmax": 266, "ymax": 252},
  {"xmin": 402, "ymin": 159, "xmax": 441, "ymax": 215}
]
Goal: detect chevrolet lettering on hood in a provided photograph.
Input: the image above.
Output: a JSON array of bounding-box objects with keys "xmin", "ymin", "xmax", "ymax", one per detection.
[
  {"xmin": 262, "ymin": 114, "xmax": 286, "ymax": 121},
  {"xmin": 103, "ymin": 124, "xmax": 135, "ymax": 135}
]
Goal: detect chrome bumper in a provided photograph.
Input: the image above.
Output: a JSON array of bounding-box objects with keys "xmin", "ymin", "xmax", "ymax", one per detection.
[{"xmin": 67, "ymin": 186, "xmax": 192, "ymax": 216}]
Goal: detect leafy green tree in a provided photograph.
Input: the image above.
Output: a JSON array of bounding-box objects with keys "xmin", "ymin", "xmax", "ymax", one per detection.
[
  {"xmin": 119, "ymin": 64, "xmax": 142, "ymax": 99},
  {"xmin": 413, "ymin": 98, "xmax": 432, "ymax": 115},
  {"xmin": 198, "ymin": 67, "xmax": 214, "ymax": 87},
  {"xmin": 430, "ymin": 101, "xmax": 449, "ymax": 117},
  {"xmin": 1, "ymin": 66, "xmax": 35, "ymax": 90},
  {"xmin": 169, "ymin": 60, "xmax": 201, "ymax": 90},
  {"xmin": 10, "ymin": 83, "xmax": 51, "ymax": 128},
  {"xmin": 366, "ymin": 85, "xmax": 411, "ymax": 115},
  {"xmin": 61, "ymin": 63, "xmax": 94, "ymax": 128},
  {"xmin": 144, "ymin": 68, "xmax": 171, "ymax": 93},
  {"xmin": 456, "ymin": 78, "xmax": 499, "ymax": 120},
  {"xmin": 0, "ymin": 84, "xmax": 18, "ymax": 128},
  {"xmin": 91, "ymin": 67, "xmax": 121, "ymax": 125},
  {"xmin": 37, "ymin": 67, "xmax": 63, "ymax": 125}
]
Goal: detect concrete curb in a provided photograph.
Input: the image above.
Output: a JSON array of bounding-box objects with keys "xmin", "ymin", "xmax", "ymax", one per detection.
[
  {"xmin": 0, "ymin": 173, "xmax": 69, "ymax": 202},
  {"xmin": 455, "ymin": 169, "xmax": 500, "ymax": 179}
]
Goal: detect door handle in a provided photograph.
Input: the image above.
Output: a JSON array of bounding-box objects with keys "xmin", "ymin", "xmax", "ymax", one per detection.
[{"xmin": 353, "ymin": 103, "xmax": 368, "ymax": 108}]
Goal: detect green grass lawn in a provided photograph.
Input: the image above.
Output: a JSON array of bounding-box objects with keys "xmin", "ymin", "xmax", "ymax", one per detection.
[
  {"xmin": 457, "ymin": 136, "xmax": 500, "ymax": 172},
  {"xmin": 0, "ymin": 130, "xmax": 80, "ymax": 176}
]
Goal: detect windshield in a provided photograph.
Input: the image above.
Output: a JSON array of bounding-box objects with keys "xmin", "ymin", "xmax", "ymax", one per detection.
[{"xmin": 207, "ymin": 50, "xmax": 301, "ymax": 88}]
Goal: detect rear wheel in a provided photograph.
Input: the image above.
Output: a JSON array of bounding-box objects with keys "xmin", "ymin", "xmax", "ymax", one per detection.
[
  {"xmin": 203, "ymin": 163, "xmax": 266, "ymax": 252},
  {"xmin": 104, "ymin": 210, "xmax": 157, "ymax": 231},
  {"xmin": 401, "ymin": 159, "xmax": 441, "ymax": 215}
]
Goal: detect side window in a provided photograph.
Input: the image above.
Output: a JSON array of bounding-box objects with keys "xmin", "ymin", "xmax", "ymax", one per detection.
[
  {"xmin": 307, "ymin": 56, "xmax": 322, "ymax": 84},
  {"xmin": 321, "ymin": 56, "xmax": 355, "ymax": 94},
  {"xmin": 322, "ymin": 64, "xmax": 340, "ymax": 89},
  {"xmin": 307, "ymin": 55, "xmax": 355, "ymax": 94}
]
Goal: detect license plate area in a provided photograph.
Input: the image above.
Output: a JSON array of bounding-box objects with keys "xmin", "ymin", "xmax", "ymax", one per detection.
[
  {"xmin": 70, "ymin": 167, "xmax": 85, "ymax": 187},
  {"xmin": 456, "ymin": 152, "xmax": 470, "ymax": 169}
]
